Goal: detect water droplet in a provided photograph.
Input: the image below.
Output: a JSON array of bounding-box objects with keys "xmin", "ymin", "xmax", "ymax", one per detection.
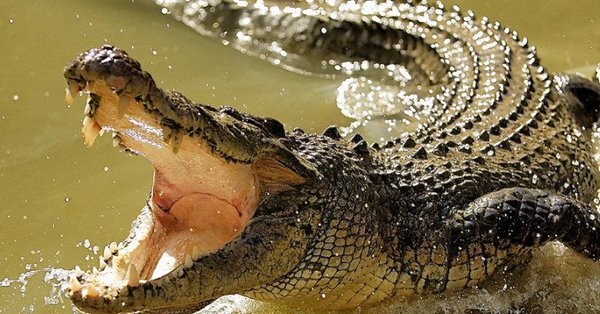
[
  {"xmin": 591, "ymin": 214, "xmax": 596, "ymax": 220},
  {"xmin": 83, "ymin": 239, "xmax": 91, "ymax": 249},
  {"xmin": 8, "ymin": 18, "xmax": 14, "ymax": 24},
  {"xmin": 531, "ymin": 174, "xmax": 538, "ymax": 184},
  {"xmin": 161, "ymin": 7, "xmax": 170, "ymax": 14},
  {"xmin": 64, "ymin": 197, "xmax": 70, "ymax": 203},
  {"xmin": 152, "ymin": 50, "xmax": 158, "ymax": 56},
  {"xmin": 13, "ymin": 95, "xmax": 19, "ymax": 101},
  {"xmin": 103, "ymin": 166, "xmax": 109, "ymax": 172},
  {"xmin": 321, "ymin": 293, "xmax": 326, "ymax": 299}
]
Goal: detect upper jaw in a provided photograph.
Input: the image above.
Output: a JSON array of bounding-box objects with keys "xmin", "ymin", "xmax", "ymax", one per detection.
[
  {"xmin": 64, "ymin": 45, "xmax": 290, "ymax": 164},
  {"xmin": 64, "ymin": 45, "xmax": 317, "ymax": 181}
]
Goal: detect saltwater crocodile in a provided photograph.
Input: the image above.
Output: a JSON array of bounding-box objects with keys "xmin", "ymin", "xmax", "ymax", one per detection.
[{"xmin": 63, "ymin": 0, "xmax": 600, "ymax": 312}]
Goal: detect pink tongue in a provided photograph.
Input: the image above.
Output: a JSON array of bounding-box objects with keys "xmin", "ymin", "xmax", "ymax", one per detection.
[
  {"xmin": 149, "ymin": 193, "xmax": 244, "ymax": 279},
  {"xmin": 160, "ymin": 193, "xmax": 243, "ymax": 236}
]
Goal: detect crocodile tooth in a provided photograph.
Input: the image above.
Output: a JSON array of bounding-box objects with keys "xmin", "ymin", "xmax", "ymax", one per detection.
[
  {"xmin": 99, "ymin": 258, "xmax": 107, "ymax": 269},
  {"xmin": 192, "ymin": 246, "xmax": 202, "ymax": 260},
  {"xmin": 184, "ymin": 254, "xmax": 193, "ymax": 268},
  {"xmin": 112, "ymin": 255, "xmax": 127, "ymax": 274},
  {"xmin": 112, "ymin": 135, "xmax": 122, "ymax": 148},
  {"xmin": 69, "ymin": 275, "xmax": 82, "ymax": 292},
  {"xmin": 74, "ymin": 265, "xmax": 83, "ymax": 276},
  {"xmin": 162, "ymin": 126, "xmax": 173, "ymax": 144},
  {"xmin": 66, "ymin": 82, "xmax": 80, "ymax": 105},
  {"xmin": 84, "ymin": 102, "xmax": 92, "ymax": 116},
  {"xmin": 92, "ymin": 267, "xmax": 99, "ymax": 274},
  {"xmin": 109, "ymin": 241, "xmax": 118, "ymax": 253},
  {"xmin": 126, "ymin": 263, "xmax": 140, "ymax": 287},
  {"xmin": 117, "ymin": 242, "xmax": 125, "ymax": 250},
  {"xmin": 111, "ymin": 256, "xmax": 118, "ymax": 269},
  {"xmin": 103, "ymin": 246, "xmax": 112, "ymax": 260},
  {"xmin": 118, "ymin": 96, "xmax": 129, "ymax": 118},
  {"xmin": 82, "ymin": 116, "xmax": 101, "ymax": 147},
  {"xmin": 170, "ymin": 132, "xmax": 183, "ymax": 154},
  {"xmin": 82, "ymin": 285, "xmax": 99, "ymax": 298},
  {"xmin": 65, "ymin": 88, "xmax": 75, "ymax": 105}
]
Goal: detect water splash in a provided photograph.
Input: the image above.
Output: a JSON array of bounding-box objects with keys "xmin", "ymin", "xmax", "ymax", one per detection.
[
  {"xmin": 42, "ymin": 267, "xmax": 74, "ymax": 305},
  {"xmin": 0, "ymin": 266, "xmax": 76, "ymax": 312},
  {"xmin": 0, "ymin": 270, "xmax": 38, "ymax": 294}
]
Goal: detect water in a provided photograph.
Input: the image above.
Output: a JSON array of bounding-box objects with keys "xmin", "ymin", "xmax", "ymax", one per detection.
[{"xmin": 0, "ymin": 0, "xmax": 599, "ymax": 312}]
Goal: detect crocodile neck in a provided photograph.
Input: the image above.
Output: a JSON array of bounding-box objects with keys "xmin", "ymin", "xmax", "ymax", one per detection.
[{"xmin": 163, "ymin": 0, "xmax": 600, "ymax": 302}]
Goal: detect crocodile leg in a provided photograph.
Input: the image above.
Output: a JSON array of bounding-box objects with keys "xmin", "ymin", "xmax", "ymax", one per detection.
[{"xmin": 443, "ymin": 187, "xmax": 600, "ymax": 291}]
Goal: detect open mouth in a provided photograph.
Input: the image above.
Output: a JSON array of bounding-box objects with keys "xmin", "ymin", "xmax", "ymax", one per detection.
[{"xmin": 63, "ymin": 47, "xmax": 268, "ymax": 302}]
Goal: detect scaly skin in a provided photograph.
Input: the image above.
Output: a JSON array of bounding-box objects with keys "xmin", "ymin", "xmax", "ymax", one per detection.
[{"xmin": 63, "ymin": 1, "xmax": 600, "ymax": 312}]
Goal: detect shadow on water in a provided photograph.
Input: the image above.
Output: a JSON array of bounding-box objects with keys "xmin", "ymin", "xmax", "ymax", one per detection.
[{"xmin": 1, "ymin": 0, "xmax": 600, "ymax": 313}]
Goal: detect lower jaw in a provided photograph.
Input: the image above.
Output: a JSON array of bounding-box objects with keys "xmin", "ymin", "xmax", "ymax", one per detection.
[{"xmin": 77, "ymin": 190, "xmax": 246, "ymax": 290}]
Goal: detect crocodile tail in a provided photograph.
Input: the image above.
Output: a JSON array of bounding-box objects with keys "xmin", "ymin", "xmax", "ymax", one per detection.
[{"xmin": 563, "ymin": 72, "xmax": 600, "ymax": 127}]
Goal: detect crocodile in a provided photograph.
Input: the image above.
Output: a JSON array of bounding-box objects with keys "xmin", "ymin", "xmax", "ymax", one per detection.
[{"xmin": 62, "ymin": 0, "xmax": 600, "ymax": 313}]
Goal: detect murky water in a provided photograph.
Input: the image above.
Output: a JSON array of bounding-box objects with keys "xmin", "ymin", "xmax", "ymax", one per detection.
[{"xmin": 0, "ymin": 0, "xmax": 599, "ymax": 313}]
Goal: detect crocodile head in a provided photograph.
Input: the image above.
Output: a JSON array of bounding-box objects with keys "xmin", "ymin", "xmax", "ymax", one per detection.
[{"xmin": 62, "ymin": 46, "xmax": 340, "ymax": 312}]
